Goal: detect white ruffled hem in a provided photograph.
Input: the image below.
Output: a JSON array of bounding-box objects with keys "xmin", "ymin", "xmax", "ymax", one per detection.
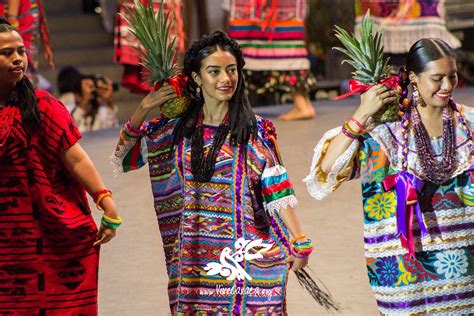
[{"xmin": 265, "ymin": 195, "xmax": 298, "ymax": 216}]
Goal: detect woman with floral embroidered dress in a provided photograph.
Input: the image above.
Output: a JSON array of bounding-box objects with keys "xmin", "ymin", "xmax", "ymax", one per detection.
[
  {"xmin": 304, "ymin": 38, "xmax": 473, "ymax": 315},
  {"xmin": 112, "ymin": 30, "xmax": 312, "ymax": 315}
]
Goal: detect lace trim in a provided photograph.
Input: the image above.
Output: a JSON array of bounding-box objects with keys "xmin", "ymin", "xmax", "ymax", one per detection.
[
  {"xmin": 110, "ymin": 136, "xmax": 146, "ymax": 174},
  {"xmin": 378, "ymin": 297, "xmax": 474, "ymax": 315},
  {"xmin": 303, "ymin": 126, "xmax": 359, "ymax": 200},
  {"xmin": 374, "ymin": 282, "xmax": 473, "ymax": 303},
  {"xmin": 365, "ymin": 239, "xmax": 474, "ymax": 258},
  {"xmin": 265, "ymin": 195, "xmax": 298, "ymax": 216},
  {"xmin": 372, "ymin": 275, "xmax": 472, "ymax": 295}
]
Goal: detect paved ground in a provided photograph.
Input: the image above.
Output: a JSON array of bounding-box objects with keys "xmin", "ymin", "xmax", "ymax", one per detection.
[{"xmin": 82, "ymin": 87, "xmax": 473, "ymax": 315}]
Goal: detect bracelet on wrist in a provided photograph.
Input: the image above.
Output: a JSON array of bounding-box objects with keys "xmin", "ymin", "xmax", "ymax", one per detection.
[
  {"xmin": 341, "ymin": 122, "xmax": 360, "ymax": 140},
  {"xmin": 291, "ymin": 238, "xmax": 314, "ymax": 258},
  {"xmin": 93, "ymin": 189, "xmax": 113, "ymax": 211},
  {"xmin": 101, "ymin": 214, "xmax": 122, "ymax": 229},
  {"xmin": 349, "ymin": 117, "xmax": 367, "ymax": 133}
]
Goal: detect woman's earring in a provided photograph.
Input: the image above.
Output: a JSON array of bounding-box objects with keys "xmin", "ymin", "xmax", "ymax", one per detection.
[
  {"xmin": 196, "ymin": 86, "xmax": 201, "ymax": 94},
  {"xmin": 412, "ymin": 84, "xmax": 426, "ymax": 107}
]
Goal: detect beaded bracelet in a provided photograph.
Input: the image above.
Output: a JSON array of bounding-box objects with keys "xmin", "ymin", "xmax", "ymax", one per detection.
[
  {"xmin": 349, "ymin": 117, "xmax": 367, "ymax": 133},
  {"xmin": 101, "ymin": 214, "xmax": 122, "ymax": 229}
]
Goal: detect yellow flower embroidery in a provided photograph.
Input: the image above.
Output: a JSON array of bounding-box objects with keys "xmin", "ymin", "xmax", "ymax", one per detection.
[
  {"xmin": 395, "ymin": 258, "xmax": 417, "ymax": 286},
  {"xmin": 366, "ymin": 192, "xmax": 396, "ymax": 220}
]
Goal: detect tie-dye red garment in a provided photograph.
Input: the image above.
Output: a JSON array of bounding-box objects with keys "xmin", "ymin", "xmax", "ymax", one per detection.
[{"xmin": 0, "ymin": 90, "xmax": 99, "ymax": 315}]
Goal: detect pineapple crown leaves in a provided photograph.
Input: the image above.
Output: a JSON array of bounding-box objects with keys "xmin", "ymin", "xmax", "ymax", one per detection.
[
  {"xmin": 121, "ymin": 0, "xmax": 180, "ymax": 84},
  {"xmin": 333, "ymin": 10, "xmax": 391, "ymax": 84}
]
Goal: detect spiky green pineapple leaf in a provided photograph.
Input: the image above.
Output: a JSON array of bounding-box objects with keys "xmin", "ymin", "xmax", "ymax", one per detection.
[
  {"xmin": 333, "ymin": 10, "xmax": 392, "ymax": 83},
  {"xmin": 121, "ymin": 0, "xmax": 180, "ymax": 84}
]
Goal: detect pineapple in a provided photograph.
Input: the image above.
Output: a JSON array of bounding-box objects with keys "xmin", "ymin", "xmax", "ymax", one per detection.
[
  {"xmin": 122, "ymin": 0, "xmax": 188, "ymax": 118},
  {"xmin": 334, "ymin": 11, "xmax": 398, "ymax": 122}
]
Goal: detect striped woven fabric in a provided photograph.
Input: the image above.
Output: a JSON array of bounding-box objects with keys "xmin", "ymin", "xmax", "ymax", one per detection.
[
  {"xmin": 354, "ymin": 0, "xmax": 461, "ymax": 54},
  {"xmin": 113, "ymin": 115, "xmax": 298, "ymax": 314},
  {"xmin": 0, "ymin": 90, "xmax": 99, "ymax": 315}
]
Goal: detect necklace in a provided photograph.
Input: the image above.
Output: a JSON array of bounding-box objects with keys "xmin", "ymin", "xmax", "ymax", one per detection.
[
  {"xmin": 411, "ymin": 105, "xmax": 457, "ymax": 185},
  {"xmin": 191, "ymin": 111, "xmax": 230, "ymax": 182}
]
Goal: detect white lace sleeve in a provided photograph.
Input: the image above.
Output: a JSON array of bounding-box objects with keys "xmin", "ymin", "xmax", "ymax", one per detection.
[
  {"xmin": 303, "ymin": 126, "xmax": 360, "ymax": 200},
  {"xmin": 111, "ymin": 136, "xmax": 148, "ymax": 174}
]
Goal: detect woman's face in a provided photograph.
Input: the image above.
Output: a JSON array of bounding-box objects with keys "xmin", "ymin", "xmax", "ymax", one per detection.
[
  {"xmin": 0, "ymin": 30, "xmax": 27, "ymax": 89},
  {"xmin": 411, "ymin": 56, "xmax": 458, "ymax": 108},
  {"xmin": 193, "ymin": 48, "xmax": 238, "ymax": 103}
]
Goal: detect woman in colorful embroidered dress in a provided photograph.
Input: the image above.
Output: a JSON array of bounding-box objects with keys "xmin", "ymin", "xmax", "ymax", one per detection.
[
  {"xmin": 113, "ymin": 30, "xmax": 312, "ymax": 315},
  {"xmin": 226, "ymin": 0, "xmax": 316, "ymax": 121},
  {"xmin": 304, "ymin": 38, "xmax": 473, "ymax": 315},
  {"xmin": 0, "ymin": 19, "xmax": 120, "ymax": 314}
]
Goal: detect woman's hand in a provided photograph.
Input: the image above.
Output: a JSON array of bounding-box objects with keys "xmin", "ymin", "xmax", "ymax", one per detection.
[
  {"xmin": 286, "ymin": 255, "xmax": 309, "ymax": 271},
  {"xmin": 93, "ymin": 224, "xmax": 116, "ymax": 246},
  {"xmin": 139, "ymin": 85, "xmax": 177, "ymax": 111},
  {"xmin": 354, "ymin": 84, "xmax": 397, "ymax": 124}
]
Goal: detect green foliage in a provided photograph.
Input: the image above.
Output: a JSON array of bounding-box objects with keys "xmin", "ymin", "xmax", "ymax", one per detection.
[
  {"xmin": 334, "ymin": 11, "xmax": 391, "ymax": 84},
  {"xmin": 121, "ymin": 0, "xmax": 179, "ymax": 84}
]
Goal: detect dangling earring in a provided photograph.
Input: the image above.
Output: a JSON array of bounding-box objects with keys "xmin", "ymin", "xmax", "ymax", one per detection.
[
  {"xmin": 412, "ymin": 84, "xmax": 426, "ymax": 107},
  {"xmin": 195, "ymin": 86, "xmax": 202, "ymax": 103}
]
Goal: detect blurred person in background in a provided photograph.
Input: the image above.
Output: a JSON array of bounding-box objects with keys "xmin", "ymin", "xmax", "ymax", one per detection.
[
  {"xmin": 114, "ymin": 0, "xmax": 185, "ymax": 94},
  {"xmin": 225, "ymin": 0, "xmax": 316, "ymax": 121},
  {"xmin": 57, "ymin": 66, "xmax": 119, "ymax": 133}
]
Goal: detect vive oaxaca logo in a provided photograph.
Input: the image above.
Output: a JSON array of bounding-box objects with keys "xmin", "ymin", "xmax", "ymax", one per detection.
[{"xmin": 204, "ymin": 238, "xmax": 272, "ymax": 281}]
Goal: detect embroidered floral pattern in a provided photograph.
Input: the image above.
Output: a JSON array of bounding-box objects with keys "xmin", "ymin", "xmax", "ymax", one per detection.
[
  {"xmin": 365, "ymin": 192, "xmax": 396, "ymax": 220},
  {"xmin": 434, "ymin": 249, "xmax": 469, "ymax": 279},
  {"xmin": 375, "ymin": 256, "xmax": 399, "ymax": 286}
]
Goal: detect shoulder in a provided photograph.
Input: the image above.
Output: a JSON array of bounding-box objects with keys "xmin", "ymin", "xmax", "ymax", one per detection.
[
  {"xmin": 459, "ymin": 104, "xmax": 474, "ymax": 126},
  {"xmin": 255, "ymin": 115, "xmax": 277, "ymax": 141},
  {"xmin": 36, "ymin": 89, "xmax": 70, "ymax": 118}
]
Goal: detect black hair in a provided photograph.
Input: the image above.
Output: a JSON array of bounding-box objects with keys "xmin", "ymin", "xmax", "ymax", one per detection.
[
  {"xmin": 0, "ymin": 17, "xmax": 40, "ymax": 125},
  {"xmin": 406, "ymin": 38, "xmax": 455, "ymax": 75},
  {"xmin": 173, "ymin": 30, "xmax": 257, "ymax": 147},
  {"xmin": 57, "ymin": 66, "xmax": 82, "ymax": 94}
]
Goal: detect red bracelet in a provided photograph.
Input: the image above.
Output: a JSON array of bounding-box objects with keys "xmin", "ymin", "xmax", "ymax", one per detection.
[
  {"xmin": 349, "ymin": 117, "xmax": 367, "ymax": 133},
  {"xmin": 93, "ymin": 189, "xmax": 112, "ymax": 203}
]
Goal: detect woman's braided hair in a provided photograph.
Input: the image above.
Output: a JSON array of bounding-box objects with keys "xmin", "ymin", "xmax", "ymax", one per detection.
[
  {"xmin": 172, "ymin": 30, "xmax": 257, "ymax": 147},
  {"xmin": 0, "ymin": 17, "xmax": 39, "ymax": 125},
  {"xmin": 397, "ymin": 38, "xmax": 472, "ymax": 171}
]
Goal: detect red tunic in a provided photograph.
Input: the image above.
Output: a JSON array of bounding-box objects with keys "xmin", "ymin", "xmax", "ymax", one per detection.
[{"xmin": 0, "ymin": 90, "xmax": 99, "ymax": 315}]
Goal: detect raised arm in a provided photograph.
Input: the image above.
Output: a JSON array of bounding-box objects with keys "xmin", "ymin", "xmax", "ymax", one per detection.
[{"xmin": 320, "ymin": 84, "xmax": 396, "ymax": 174}]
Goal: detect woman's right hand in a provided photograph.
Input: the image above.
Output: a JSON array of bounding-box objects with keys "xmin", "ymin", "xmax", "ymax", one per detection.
[
  {"xmin": 354, "ymin": 84, "xmax": 397, "ymax": 123},
  {"xmin": 139, "ymin": 85, "xmax": 178, "ymax": 111}
]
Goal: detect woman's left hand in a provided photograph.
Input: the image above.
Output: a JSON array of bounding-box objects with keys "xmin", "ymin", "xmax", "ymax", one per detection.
[
  {"xmin": 93, "ymin": 224, "xmax": 116, "ymax": 246},
  {"xmin": 286, "ymin": 256, "xmax": 309, "ymax": 271}
]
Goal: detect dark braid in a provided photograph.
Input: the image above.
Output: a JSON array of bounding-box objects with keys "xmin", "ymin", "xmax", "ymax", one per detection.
[
  {"xmin": 172, "ymin": 30, "xmax": 257, "ymax": 148},
  {"xmin": 0, "ymin": 17, "xmax": 40, "ymax": 125}
]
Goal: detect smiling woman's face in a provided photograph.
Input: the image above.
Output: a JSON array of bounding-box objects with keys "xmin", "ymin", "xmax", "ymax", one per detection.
[
  {"xmin": 0, "ymin": 30, "xmax": 28, "ymax": 89},
  {"xmin": 193, "ymin": 47, "xmax": 238, "ymax": 103},
  {"xmin": 410, "ymin": 56, "xmax": 458, "ymax": 108}
]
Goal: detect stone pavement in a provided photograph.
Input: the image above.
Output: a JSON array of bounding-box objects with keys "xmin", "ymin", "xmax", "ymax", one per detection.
[{"xmin": 82, "ymin": 87, "xmax": 473, "ymax": 315}]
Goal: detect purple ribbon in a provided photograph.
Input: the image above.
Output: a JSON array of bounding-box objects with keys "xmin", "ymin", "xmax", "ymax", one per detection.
[{"xmin": 382, "ymin": 172, "xmax": 428, "ymax": 257}]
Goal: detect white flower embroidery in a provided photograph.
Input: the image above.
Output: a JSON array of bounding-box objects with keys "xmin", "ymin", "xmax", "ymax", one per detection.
[
  {"xmin": 434, "ymin": 249, "xmax": 468, "ymax": 279},
  {"xmin": 204, "ymin": 238, "xmax": 272, "ymax": 281}
]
